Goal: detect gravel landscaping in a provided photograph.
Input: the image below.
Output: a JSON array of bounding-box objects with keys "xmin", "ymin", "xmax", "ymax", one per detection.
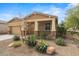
[{"xmin": 0, "ymin": 39, "xmax": 79, "ymax": 56}]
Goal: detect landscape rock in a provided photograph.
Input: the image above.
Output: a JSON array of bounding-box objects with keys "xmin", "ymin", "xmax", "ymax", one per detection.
[
  {"xmin": 8, "ymin": 42, "xmax": 14, "ymax": 47},
  {"xmin": 46, "ymin": 46, "xmax": 55, "ymax": 55}
]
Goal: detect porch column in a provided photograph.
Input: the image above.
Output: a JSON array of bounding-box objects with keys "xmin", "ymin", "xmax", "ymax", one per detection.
[
  {"xmin": 51, "ymin": 20, "xmax": 56, "ymax": 39},
  {"xmin": 51, "ymin": 20, "xmax": 56, "ymax": 31},
  {"xmin": 34, "ymin": 21, "xmax": 38, "ymax": 37},
  {"xmin": 35, "ymin": 21, "xmax": 38, "ymax": 31}
]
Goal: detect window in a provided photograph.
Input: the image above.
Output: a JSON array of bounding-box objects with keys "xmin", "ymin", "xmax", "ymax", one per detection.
[{"xmin": 45, "ymin": 22, "xmax": 51, "ymax": 31}]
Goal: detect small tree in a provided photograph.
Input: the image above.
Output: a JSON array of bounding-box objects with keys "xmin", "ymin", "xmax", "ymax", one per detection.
[
  {"xmin": 64, "ymin": 5, "xmax": 79, "ymax": 29},
  {"xmin": 55, "ymin": 37, "xmax": 65, "ymax": 46},
  {"xmin": 57, "ymin": 21, "xmax": 67, "ymax": 38}
]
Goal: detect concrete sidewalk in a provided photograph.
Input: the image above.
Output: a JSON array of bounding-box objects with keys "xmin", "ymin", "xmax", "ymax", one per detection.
[{"xmin": 0, "ymin": 34, "xmax": 14, "ymax": 41}]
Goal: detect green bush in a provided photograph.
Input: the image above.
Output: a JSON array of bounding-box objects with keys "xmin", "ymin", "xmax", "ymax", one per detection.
[
  {"xmin": 26, "ymin": 34, "xmax": 36, "ymax": 47},
  {"xmin": 36, "ymin": 40, "xmax": 48, "ymax": 53},
  {"xmin": 57, "ymin": 26, "xmax": 67, "ymax": 37},
  {"xmin": 13, "ymin": 36, "xmax": 20, "ymax": 41},
  {"xmin": 55, "ymin": 37, "xmax": 65, "ymax": 46},
  {"xmin": 12, "ymin": 41, "xmax": 22, "ymax": 48}
]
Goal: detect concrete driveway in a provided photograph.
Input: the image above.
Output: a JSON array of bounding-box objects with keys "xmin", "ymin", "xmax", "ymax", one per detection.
[{"xmin": 0, "ymin": 34, "xmax": 14, "ymax": 41}]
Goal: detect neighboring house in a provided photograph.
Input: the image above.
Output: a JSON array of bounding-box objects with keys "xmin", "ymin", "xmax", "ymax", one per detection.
[
  {"xmin": 0, "ymin": 20, "xmax": 8, "ymax": 34},
  {"xmin": 8, "ymin": 12, "xmax": 58, "ymax": 39}
]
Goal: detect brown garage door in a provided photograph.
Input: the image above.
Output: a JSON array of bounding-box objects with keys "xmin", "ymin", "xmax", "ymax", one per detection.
[{"xmin": 11, "ymin": 26, "xmax": 21, "ymax": 35}]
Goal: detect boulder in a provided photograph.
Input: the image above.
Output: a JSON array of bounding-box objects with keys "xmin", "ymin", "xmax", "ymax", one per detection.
[
  {"xmin": 8, "ymin": 42, "xmax": 14, "ymax": 47},
  {"xmin": 46, "ymin": 46, "xmax": 55, "ymax": 55}
]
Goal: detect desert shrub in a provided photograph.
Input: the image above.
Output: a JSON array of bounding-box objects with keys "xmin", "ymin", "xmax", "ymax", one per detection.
[
  {"xmin": 13, "ymin": 36, "xmax": 20, "ymax": 41},
  {"xmin": 57, "ymin": 26, "xmax": 67, "ymax": 37},
  {"xmin": 12, "ymin": 41, "xmax": 22, "ymax": 48},
  {"xmin": 36, "ymin": 40, "xmax": 48, "ymax": 53},
  {"xmin": 26, "ymin": 34, "xmax": 36, "ymax": 47},
  {"xmin": 55, "ymin": 37, "xmax": 65, "ymax": 46}
]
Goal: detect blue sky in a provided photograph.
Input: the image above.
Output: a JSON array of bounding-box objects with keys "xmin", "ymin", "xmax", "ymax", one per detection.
[{"xmin": 0, "ymin": 3, "xmax": 77, "ymax": 23}]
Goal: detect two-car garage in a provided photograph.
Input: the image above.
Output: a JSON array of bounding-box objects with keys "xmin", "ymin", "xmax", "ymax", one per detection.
[
  {"xmin": 8, "ymin": 17, "xmax": 22, "ymax": 35},
  {"xmin": 11, "ymin": 26, "xmax": 21, "ymax": 35}
]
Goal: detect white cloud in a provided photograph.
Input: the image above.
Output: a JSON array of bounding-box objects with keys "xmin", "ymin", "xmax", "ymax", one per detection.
[
  {"xmin": 0, "ymin": 13, "xmax": 17, "ymax": 21},
  {"xmin": 69, "ymin": 3, "xmax": 79, "ymax": 6},
  {"xmin": 66, "ymin": 3, "xmax": 79, "ymax": 10},
  {"xmin": 44, "ymin": 7, "xmax": 66, "ymax": 23}
]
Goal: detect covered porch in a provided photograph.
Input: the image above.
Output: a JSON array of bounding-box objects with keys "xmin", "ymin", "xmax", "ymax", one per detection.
[{"xmin": 21, "ymin": 19, "xmax": 56, "ymax": 40}]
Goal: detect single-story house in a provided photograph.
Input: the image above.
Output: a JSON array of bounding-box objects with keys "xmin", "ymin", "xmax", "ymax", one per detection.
[
  {"xmin": 0, "ymin": 20, "xmax": 8, "ymax": 34},
  {"xmin": 8, "ymin": 12, "xmax": 58, "ymax": 39}
]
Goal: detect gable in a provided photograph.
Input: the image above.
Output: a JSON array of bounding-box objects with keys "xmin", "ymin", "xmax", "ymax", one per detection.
[
  {"xmin": 24, "ymin": 13, "xmax": 56, "ymax": 20},
  {"xmin": 8, "ymin": 17, "xmax": 22, "ymax": 23},
  {"xmin": 8, "ymin": 20, "xmax": 22, "ymax": 26},
  {"xmin": 8, "ymin": 19, "xmax": 18, "ymax": 23},
  {"xmin": 8, "ymin": 17, "xmax": 22, "ymax": 26}
]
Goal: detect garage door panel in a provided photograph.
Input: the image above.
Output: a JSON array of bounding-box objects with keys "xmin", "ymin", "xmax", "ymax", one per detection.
[{"xmin": 12, "ymin": 26, "xmax": 21, "ymax": 35}]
